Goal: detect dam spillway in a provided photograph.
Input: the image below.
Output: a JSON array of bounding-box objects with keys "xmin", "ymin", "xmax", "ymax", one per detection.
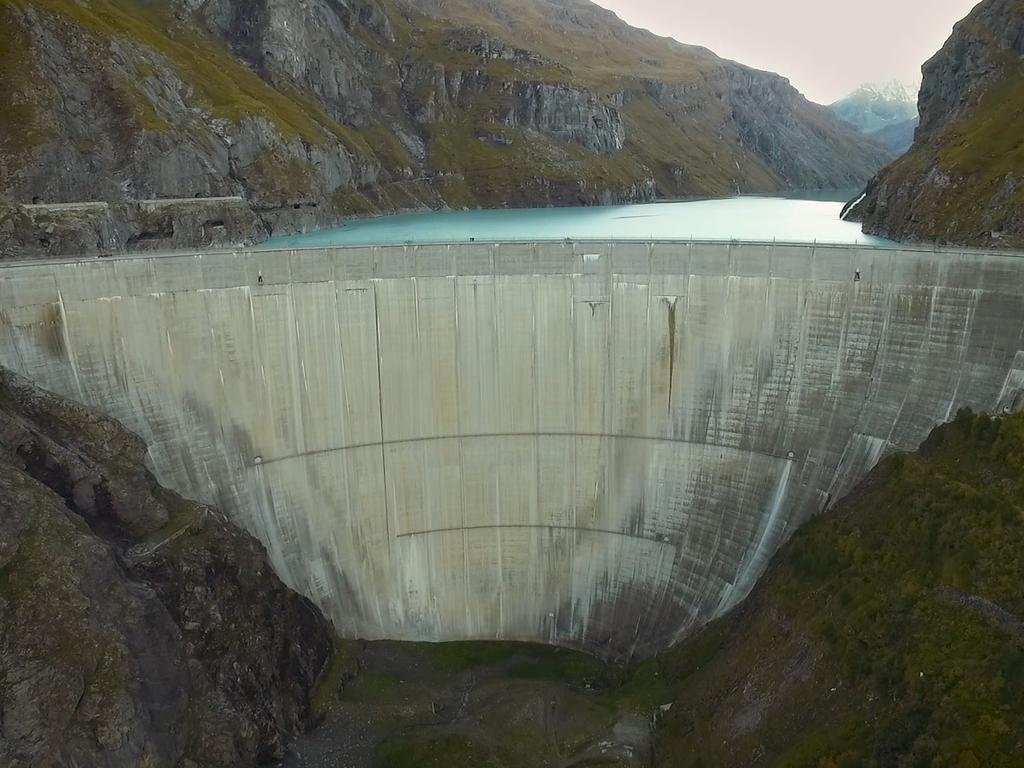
[{"xmin": 2, "ymin": 240, "xmax": 1023, "ymax": 659}]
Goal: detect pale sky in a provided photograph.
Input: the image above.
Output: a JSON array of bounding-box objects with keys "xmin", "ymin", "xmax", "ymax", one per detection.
[{"xmin": 593, "ymin": 0, "xmax": 982, "ymax": 104}]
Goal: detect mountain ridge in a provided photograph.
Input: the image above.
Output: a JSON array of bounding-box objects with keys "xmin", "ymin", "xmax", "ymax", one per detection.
[
  {"xmin": 848, "ymin": 0, "xmax": 1024, "ymax": 248},
  {"xmin": 829, "ymin": 78, "xmax": 919, "ymax": 153},
  {"xmin": 0, "ymin": 0, "xmax": 891, "ymax": 257}
]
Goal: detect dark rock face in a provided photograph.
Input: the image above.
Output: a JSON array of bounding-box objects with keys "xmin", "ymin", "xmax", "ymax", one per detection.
[
  {"xmin": 2, "ymin": 199, "xmax": 269, "ymax": 261},
  {"xmin": 714, "ymin": 67, "xmax": 891, "ymax": 190},
  {"xmin": 0, "ymin": 368, "xmax": 333, "ymax": 767},
  {"xmin": 498, "ymin": 83, "xmax": 626, "ymax": 155},
  {"xmin": 0, "ymin": 203, "xmax": 36, "ymax": 260},
  {"xmin": 0, "ymin": 0, "xmax": 891, "ymax": 256},
  {"xmin": 849, "ymin": 0, "xmax": 1024, "ymax": 248}
]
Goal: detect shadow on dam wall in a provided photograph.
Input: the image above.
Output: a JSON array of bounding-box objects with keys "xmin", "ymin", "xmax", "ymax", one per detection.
[{"xmin": 2, "ymin": 240, "xmax": 1023, "ymax": 660}]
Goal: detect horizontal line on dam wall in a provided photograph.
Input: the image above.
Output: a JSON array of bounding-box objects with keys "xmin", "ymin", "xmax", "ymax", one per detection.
[
  {"xmin": 394, "ymin": 522, "xmax": 678, "ymax": 545},
  {"xmin": 253, "ymin": 431, "xmax": 798, "ymax": 467}
]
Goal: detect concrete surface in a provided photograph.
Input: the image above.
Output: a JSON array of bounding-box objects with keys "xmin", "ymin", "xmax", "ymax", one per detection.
[{"xmin": 2, "ymin": 240, "xmax": 1022, "ymax": 658}]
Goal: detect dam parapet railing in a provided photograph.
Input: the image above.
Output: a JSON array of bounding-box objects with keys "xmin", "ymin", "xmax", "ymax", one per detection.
[
  {"xmin": 3, "ymin": 236, "xmax": 1024, "ymax": 271},
  {"xmin": 3, "ymin": 239, "xmax": 1024, "ymax": 311},
  {"xmin": 7, "ymin": 240, "xmax": 1024, "ymax": 350}
]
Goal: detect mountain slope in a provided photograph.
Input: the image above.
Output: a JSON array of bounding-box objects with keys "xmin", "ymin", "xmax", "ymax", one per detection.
[
  {"xmin": 648, "ymin": 408, "xmax": 1024, "ymax": 765},
  {"xmin": 848, "ymin": 0, "xmax": 1024, "ymax": 248},
  {"xmin": 398, "ymin": 0, "xmax": 892, "ymax": 192},
  {"xmin": 870, "ymin": 115, "xmax": 920, "ymax": 154},
  {"xmin": 0, "ymin": 367, "xmax": 333, "ymax": 767},
  {"xmin": 0, "ymin": 0, "xmax": 891, "ymax": 254}
]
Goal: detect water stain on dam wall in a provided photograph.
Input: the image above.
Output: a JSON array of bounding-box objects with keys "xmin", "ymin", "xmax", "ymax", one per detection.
[{"xmin": 1, "ymin": 241, "xmax": 1023, "ymax": 659}]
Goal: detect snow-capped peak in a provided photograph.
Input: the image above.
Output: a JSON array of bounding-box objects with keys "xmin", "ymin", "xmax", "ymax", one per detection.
[{"xmin": 848, "ymin": 78, "xmax": 921, "ymax": 106}]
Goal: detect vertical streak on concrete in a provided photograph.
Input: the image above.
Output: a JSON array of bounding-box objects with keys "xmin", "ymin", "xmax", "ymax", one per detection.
[
  {"xmin": 243, "ymin": 285, "xmax": 281, "ymax": 576},
  {"xmin": 945, "ymin": 288, "xmax": 980, "ymax": 421},
  {"xmin": 603, "ymin": 255, "xmax": 614, "ymax": 622},
  {"xmin": 56, "ymin": 289, "xmax": 83, "ymax": 400},
  {"xmin": 287, "ymin": 278, "xmax": 306, "ymax": 478},
  {"xmin": 412, "ymin": 275, "xmax": 426, "ymax": 607},
  {"xmin": 718, "ymin": 457, "xmax": 793, "ymax": 614},
  {"xmin": 454, "ymin": 275, "xmax": 471, "ymax": 633},
  {"xmin": 491, "ymin": 272, "xmax": 504, "ymax": 636},
  {"xmin": 530, "ymin": 275, "xmax": 543, "ymax": 637},
  {"xmin": 666, "ymin": 298, "xmax": 677, "ymax": 416},
  {"xmin": 567, "ymin": 272, "xmax": 579, "ymax": 638},
  {"xmin": 371, "ymin": 281, "xmax": 391, "ymax": 547}
]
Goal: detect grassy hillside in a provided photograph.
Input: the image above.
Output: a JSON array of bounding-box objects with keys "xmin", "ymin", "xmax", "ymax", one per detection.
[
  {"xmin": 396, "ymin": 0, "xmax": 715, "ymax": 87},
  {"xmin": 397, "ymin": 0, "xmax": 889, "ymax": 195},
  {"xmin": 0, "ymin": 0, "xmax": 400, "ymax": 156},
  {"xmin": 650, "ymin": 408, "xmax": 1024, "ymax": 765}
]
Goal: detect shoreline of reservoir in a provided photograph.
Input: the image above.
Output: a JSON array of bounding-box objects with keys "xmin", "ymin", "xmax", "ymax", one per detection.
[{"xmin": 265, "ymin": 197, "xmax": 892, "ymax": 250}]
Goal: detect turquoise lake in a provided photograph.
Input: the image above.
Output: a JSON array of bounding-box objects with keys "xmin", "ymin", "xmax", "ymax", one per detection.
[{"xmin": 265, "ymin": 196, "xmax": 892, "ymax": 248}]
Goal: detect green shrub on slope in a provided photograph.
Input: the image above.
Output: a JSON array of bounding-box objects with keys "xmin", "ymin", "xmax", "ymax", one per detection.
[{"xmin": 655, "ymin": 409, "xmax": 1024, "ymax": 767}]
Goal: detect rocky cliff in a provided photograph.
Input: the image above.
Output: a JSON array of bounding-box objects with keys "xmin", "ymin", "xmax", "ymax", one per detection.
[
  {"xmin": 0, "ymin": 367, "xmax": 333, "ymax": 767},
  {"xmin": 0, "ymin": 0, "xmax": 891, "ymax": 256},
  {"xmin": 848, "ymin": 0, "xmax": 1024, "ymax": 248}
]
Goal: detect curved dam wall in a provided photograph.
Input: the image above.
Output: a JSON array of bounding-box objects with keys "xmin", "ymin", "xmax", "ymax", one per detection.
[{"xmin": 2, "ymin": 240, "xmax": 1023, "ymax": 659}]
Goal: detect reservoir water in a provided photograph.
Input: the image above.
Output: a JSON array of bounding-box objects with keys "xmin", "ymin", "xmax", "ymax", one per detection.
[{"xmin": 266, "ymin": 196, "xmax": 892, "ymax": 248}]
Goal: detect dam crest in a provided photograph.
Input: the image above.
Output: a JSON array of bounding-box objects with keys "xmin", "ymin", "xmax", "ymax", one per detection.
[{"xmin": 2, "ymin": 239, "xmax": 1023, "ymax": 659}]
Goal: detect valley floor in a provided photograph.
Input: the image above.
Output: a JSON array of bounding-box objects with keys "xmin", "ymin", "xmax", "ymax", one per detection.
[{"xmin": 284, "ymin": 639, "xmax": 654, "ymax": 768}]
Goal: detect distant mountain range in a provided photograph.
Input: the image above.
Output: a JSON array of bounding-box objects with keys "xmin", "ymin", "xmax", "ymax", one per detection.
[{"xmin": 829, "ymin": 79, "xmax": 920, "ymax": 154}]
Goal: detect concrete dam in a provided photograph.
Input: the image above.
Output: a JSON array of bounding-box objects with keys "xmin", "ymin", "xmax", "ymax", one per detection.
[{"xmin": 2, "ymin": 240, "xmax": 1023, "ymax": 659}]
